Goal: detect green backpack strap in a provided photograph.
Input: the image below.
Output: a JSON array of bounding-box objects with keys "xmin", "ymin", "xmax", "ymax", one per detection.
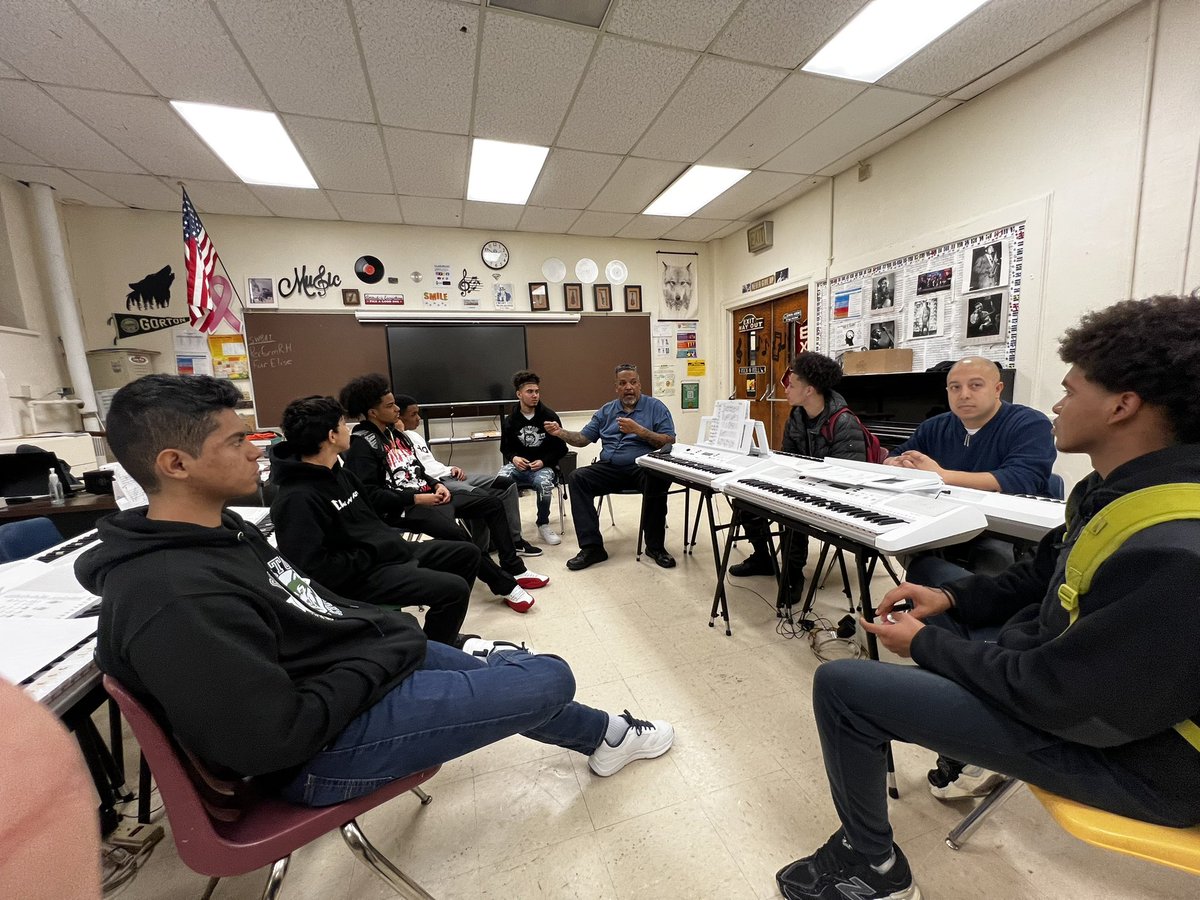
[{"xmin": 1056, "ymin": 483, "xmax": 1200, "ymax": 752}]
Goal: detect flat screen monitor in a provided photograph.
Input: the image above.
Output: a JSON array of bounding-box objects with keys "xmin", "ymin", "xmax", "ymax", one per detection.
[
  {"xmin": 386, "ymin": 325, "xmax": 528, "ymax": 405},
  {"xmin": 0, "ymin": 450, "xmax": 58, "ymax": 500}
]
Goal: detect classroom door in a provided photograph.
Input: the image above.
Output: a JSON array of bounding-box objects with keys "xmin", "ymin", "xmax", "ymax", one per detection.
[{"xmin": 731, "ymin": 290, "xmax": 808, "ymax": 449}]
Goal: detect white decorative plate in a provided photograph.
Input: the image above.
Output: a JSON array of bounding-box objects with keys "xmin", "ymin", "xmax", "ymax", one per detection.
[
  {"xmin": 541, "ymin": 258, "xmax": 567, "ymax": 283},
  {"xmin": 605, "ymin": 259, "xmax": 628, "ymax": 284},
  {"xmin": 575, "ymin": 258, "xmax": 598, "ymax": 284}
]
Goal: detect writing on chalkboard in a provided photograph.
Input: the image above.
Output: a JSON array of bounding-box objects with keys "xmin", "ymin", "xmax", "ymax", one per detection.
[{"xmin": 249, "ymin": 332, "xmax": 294, "ymax": 369}]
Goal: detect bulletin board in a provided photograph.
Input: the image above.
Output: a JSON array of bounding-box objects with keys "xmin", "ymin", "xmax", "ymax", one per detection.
[{"xmin": 814, "ymin": 223, "xmax": 1025, "ymax": 371}]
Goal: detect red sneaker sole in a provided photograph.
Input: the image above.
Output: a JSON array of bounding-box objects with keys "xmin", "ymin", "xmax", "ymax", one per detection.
[
  {"xmin": 516, "ymin": 576, "xmax": 549, "ymax": 589},
  {"xmin": 504, "ymin": 598, "xmax": 535, "ymax": 613}
]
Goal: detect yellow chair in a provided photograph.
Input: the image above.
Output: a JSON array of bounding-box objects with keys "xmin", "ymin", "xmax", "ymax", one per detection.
[{"xmin": 947, "ymin": 777, "xmax": 1200, "ymax": 877}]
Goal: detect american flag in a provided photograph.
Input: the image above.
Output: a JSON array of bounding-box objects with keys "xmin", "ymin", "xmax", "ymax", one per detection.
[{"xmin": 182, "ymin": 188, "xmax": 219, "ymax": 331}]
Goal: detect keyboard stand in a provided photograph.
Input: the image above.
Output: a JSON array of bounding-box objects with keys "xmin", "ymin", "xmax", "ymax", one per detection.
[{"xmin": 715, "ymin": 497, "xmax": 902, "ymax": 798}]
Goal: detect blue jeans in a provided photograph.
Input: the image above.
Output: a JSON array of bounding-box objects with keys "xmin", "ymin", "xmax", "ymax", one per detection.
[
  {"xmin": 498, "ymin": 463, "xmax": 557, "ymax": 526},
  {"xmin": 280, "ymin": 643, "xmax": 608, "ymax": 807},
  {"xmin": 812, "ymin": 658, "xmax": 1192, "ymax": 861}
]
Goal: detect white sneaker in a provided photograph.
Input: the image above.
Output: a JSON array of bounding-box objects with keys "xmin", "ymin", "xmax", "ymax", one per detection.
[
  {"xmin": 588, "ymin": 710, "xmax": 675, "ymax": 777},
  {"xmin": 502, "ymin": 585, "xmax": 535, "ymax": 613},
  {"xmin": 461, "ymin": 638, "xmax": 534, "ymax": 658},
  {"xmin": 538, "ymin": 524, "xmax": 562, "ymax": 546},
  {"xmin": 515, "ymin": 569, "xmax": 550, "ymax": 589},
  {"xmin": 929, "ymin": 763, "xmax": 1004, "ymax": 800}
]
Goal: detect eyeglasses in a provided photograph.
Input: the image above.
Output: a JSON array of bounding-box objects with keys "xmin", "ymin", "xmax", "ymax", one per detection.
[{"xmin": 780, "ymin": 368, "xmax": 793, "ymax": 389}]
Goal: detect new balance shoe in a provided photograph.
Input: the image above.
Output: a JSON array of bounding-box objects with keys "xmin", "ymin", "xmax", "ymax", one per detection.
[
  {"xmin": 538, "ymin": 524, "xmax": 562, "ymax": 546},
  {"xmin": 501, "ymin": 585, "xmax": 536, "ymax": 613},
  {"xmin": 588, "ymin": 710, "xmax": 675, "ymax": 777},
  {"xmin": 515, "ymin": 539, "xmax": 543, "ymax": 558},
  {"xmin": 928, "ymin": 755, "xmax": 1003, "ymax": 799},
  {"xmin": 515, "ymin": 569, "xmax": 550, "ymax": 589},
  {"xmin": 776, "ymin": 831, "xmax": 922, "ymax": 900},
  {"xmin": 460, "ymin": 637, "xmax": 535, "ymax": 658}
]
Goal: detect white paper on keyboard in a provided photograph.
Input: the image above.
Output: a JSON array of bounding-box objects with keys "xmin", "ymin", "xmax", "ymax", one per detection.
[
  {"xmin": 0, "ymin": 618, "xmax": 97, "ymax": 684},
  {"xmin": 228, "ymin": 506, "xmax": 271, "ymax": 526}
]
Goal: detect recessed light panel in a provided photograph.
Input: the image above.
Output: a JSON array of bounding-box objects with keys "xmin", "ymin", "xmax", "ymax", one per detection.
[
  {"xmin": 643, "ymin": 165, "xmax": 750, "ymax": 218},
  {"xmin": 171, "ymin": 101, "xmax": 317, "ymax": 189},
  {"xmin": 468, "ymin": 138, "xmax": 550, "ymax": 205}
]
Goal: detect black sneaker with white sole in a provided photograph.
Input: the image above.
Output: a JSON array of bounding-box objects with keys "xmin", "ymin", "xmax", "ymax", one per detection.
[{"xmin": 776, "ymin": 831, "xmax": 922, "ymax": 900}]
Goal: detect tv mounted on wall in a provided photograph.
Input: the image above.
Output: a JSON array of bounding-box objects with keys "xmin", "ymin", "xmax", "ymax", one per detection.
[{"xmin": 386, "ymin": 324, "xmax": 528, "ymax": 405}]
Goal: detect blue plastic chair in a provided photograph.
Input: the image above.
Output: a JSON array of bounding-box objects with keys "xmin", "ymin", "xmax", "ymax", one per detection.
[
  {"xmin": 0, "ymin": 517, "xmax": 63, "ymax": 563},
  {"xmin": 1048, "ymin": 473, "xmax": 1066, "ymax": 500}
]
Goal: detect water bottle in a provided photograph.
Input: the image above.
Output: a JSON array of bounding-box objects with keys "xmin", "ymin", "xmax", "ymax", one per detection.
[{"xmin": 48, "ymin": 468, "xmax": 65, "ymax": 505}]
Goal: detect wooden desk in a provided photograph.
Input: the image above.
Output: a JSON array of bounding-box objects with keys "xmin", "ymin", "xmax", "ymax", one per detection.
[{"xmin": 0, "ymin": 492, "xmax": 117, "ymax": 538}]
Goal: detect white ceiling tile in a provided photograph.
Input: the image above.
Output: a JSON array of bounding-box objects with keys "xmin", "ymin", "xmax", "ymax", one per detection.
[
  {"xmin": 765, "ymin": 88, "xmax": 936, "ymax": 174},
  {"xmin": 161, "ymin": 179, "xmax": 271, "ymax": 217},
  {"xmin": 634, "ymin": 56, "xmax": 785, "ymax": 162},
  {"xmin": 528, "ymin": 149, "xmax": 621, "ymax": 209},
  {"xmin": 949, "ymin": 0, "xmax": 1141, "ymax": 101},
  {"xmin": 702, "ymin": 72, "xmax": 865, "ymax": 169},
  {"xmin": 882, "ymin": 0, "xmax": 1116, "ymax": 97},
  {"xmin": 45, "ymin": 88, "xmax": 233, "ymax": 180},
  {"xmin": 383, "ymin": 128, "xmax": 468, "ymax": 199},
  {"xmin": 327, "ymin": 191, "xmax": 403, "ymax": 223},
  {"xmin": 568, "ymin": 210, "xmax": 635, "ymax": 236},
  {"xmin": 474, "ymin": 12, "xmax": 595, "ymax": 145},
  {"xmin": 693, "ymin": 171, "xmax": 805, "ymax": 220},
  {"xmin": 0, "ymin": 81, "xmax": 141, "ymax": 173},
  {"xmin": 589, "ymin": 158, "xmax": 683, "ymax": 214},
  {"xmin": 463, "ymin": 200, "xmax": 523, "ymax": 230},
  {"xmin": 711, "ymin": 0, "xmax": 865, "ymax": 68},
  {"xmin": 663, "ymin": 218, "xmax": 733, "ymax": 242},
  {"xmin": 0, "ymin": 0, "xmax": 149, "ymax": 92},
  {"xmin": 249, "ymin": 186, "xmax": 340, "ymax": 220},
  {"xmin": 399, "ymin": 196, "xmax": 463, "ymax": 228},
  {"xmin": 605, "ymin": 0, "xmax": 741, "ymax": 50},
  {"xmin": 354, "ymin": 0, "xmax": 477, "ymax": 133},
  {"xmin": 75, "ymin": 0, "xmax": 265, "ymax": 107},
  {"xmin": 213, "ymin": 0, "xmax": 373, "ymax": 121},
  {"xmin": 616, "ymin": 215, "xmax": 685, "ymax": 239},
  {"xmin": 516, "ymin": 206, "xmax": 580, "ymax": 234},
  {"xmin": 558, "ymin": 36, "xmax": 697, "ymax": 154},
  {"xmin": 0, "ymin": 164, "xmax": 121, "ymax": 206},
  {"xmin": 69, "ymin": 170, "xmax": 179, "ymax": 210},
  {"xmin": 742, "ymin": 176, "xmax": 826, "ymax": 220},
  {"xmin": 284, "ymin": 117, "xmax": 392, "ymax": 193},
  {"xmin": 817, "ymin": 99, "xmax": 960, "ymax": 177},
  {"xmin": 708, "ymin": 220, "xmax": 751, "ymax": 241},
  {"xmin": 0, "ymin": 133, "xmax": 45, "ymax": 166}
]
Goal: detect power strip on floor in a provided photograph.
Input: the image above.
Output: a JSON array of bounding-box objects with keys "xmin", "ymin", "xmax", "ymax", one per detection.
[{"xmin": 107, "ymin": 820, "xmax": 164, "ymax": 852}]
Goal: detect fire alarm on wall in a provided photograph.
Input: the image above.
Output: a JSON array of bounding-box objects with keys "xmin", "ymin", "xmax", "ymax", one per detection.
[{"xmin": 747, "ymin": 221, "xmax": 773, "ymax": 254}]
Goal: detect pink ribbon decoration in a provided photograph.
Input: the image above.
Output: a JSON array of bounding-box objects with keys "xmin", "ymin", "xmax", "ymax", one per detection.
[{"xmin": 199, "ymin": 273, "xmax": 242, "ymax": 333}]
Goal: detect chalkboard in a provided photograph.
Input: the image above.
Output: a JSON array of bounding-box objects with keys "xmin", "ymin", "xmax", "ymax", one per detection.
[{"xmin": 245, "ymin": 312, "xmax": 651, "ymax": 426}]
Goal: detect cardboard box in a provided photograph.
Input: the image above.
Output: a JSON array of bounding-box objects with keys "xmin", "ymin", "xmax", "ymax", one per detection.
[{"xmin": 841, "ymin": 349, "xmax": 914, "ymax": 375}]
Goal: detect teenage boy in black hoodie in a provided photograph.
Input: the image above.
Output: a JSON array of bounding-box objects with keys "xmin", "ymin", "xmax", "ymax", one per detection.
[
  {"xmin": 497, "ymin": 370, "xmax": 568, "ymax": 547},
  {"xmin": 775, "ymin": 294, "xmax": 1200, "ymax": 900},
  {"xmin": 267, "ymin": 395, "xmax": 482, "ymax": 644},
  {"xmin": 78, "ymin": 374, "xmax": 675, "ymax": 810}
]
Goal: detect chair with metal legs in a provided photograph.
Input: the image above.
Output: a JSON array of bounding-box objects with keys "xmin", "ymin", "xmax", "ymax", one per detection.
[{"xmin": 104, "ymin": 675, "xmax": 440, "ymax": 900}]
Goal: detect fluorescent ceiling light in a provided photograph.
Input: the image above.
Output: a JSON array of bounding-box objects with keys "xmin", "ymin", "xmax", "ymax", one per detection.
[
  {"xmin": 803, "ymin": 0, "xmax": 990, "ymax": 83},
  {"xmin": 171, "ymin": 101, "xmax": 317, "ymax": 189},
  {"xmin": 467, "ymin": 138, "xmax": 550, "ymax": 205},
  {"xmin": 643, "ymin": 165, "xmax": 750, "ymax": 218}
]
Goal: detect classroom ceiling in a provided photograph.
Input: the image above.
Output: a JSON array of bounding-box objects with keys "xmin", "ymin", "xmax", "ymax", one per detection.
[{"xmin": 0, "ymin": 0, "xmax": 1138, "ymax": 241}]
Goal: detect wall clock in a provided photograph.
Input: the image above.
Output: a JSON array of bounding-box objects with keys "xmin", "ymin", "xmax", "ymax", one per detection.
[{"xmin": 481, "ymin": 240, "xmax": 509, "ymax": 270}]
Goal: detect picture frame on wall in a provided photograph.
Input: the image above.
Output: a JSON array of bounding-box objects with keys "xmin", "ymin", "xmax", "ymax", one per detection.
[
  {"xmin": 341, "ymin": 288, "xmax": 360, "ymax": 307},
  {"xmin": 593, "ymin": 283, "xmax": 612, "ymax": 311},
  {"xmin": 906, "ymin": 296, "xmax": 943, "ymax": 339},
  {"xmin": 564, "ymin": 282, "xmax": 584, "ymax": 312},
  {"xmin": 967, "ymin": 241, "xmax": 1007, "ymax": 291},
  {"xmin": 529, "ymin": 281, "xmax": 550, "ymax": 311},
  {"xmin": 247, "ymin": 276, "xmax": 276, "ymax": 308},
  {"xmin": 624, "ymin": 284, "xmax": 642, "ymax": 313},
  {"xmin": 962, "ymin": 291, "xmax": 1008, "ymax": 345}
]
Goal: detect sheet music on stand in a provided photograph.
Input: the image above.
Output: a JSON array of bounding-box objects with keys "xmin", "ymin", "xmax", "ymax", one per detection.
[{"xmin": 698, "ymin": 400, "xmax": 769, "ymax": 455}]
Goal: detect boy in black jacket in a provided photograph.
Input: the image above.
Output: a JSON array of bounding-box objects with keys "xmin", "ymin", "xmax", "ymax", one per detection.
[
  {"xmin": 268, "ymin": 395, "xmax": 482, "ymax": 646},
  {"xmin": 775, "ymin": 294, "xmax": 1200, "ymax": 900},
  {"xmin": 78, "ymin": 374, "xmax": 675, "ymax": 810},
  {"xmin": 497, "ymin": 370, "xmax": 568, "ymax": 546}
]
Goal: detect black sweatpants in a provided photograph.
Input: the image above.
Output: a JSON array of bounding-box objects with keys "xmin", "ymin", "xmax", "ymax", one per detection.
[
  {"xmin": 567, "ymin": 461, "xmax": 669, "ymax": 551},
  {"xmin": 355, "ymin": 540, "xmax": 479, "ymax": 645},
  {"xmin": 399, "ymin": 505, "xmax": 520, "ymax": 596}
]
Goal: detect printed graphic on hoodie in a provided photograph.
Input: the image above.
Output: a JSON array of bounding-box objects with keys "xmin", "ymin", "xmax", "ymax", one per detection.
[
  {"xmin": 518, "ymin": 424, "xmax": 546, "ymax": 449},
  {"xmin": 267, "ymin": 556, "xmax": 343, "ymax": 619},
  {"xmin": 384, "ymin": 437, "xmax": 432, "ymax": 492}
]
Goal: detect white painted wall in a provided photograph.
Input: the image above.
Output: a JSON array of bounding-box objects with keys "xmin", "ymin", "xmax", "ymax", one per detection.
[
  {"xmin": 711, "ymin": 0, "xmax": 1200, "ymax": 485},
  {"xmin": 0, "ymin": 177, "xmax": 71, "ymax": 436},
  {"xmin": 58, "ymin": 206, "xmax": 710, "ymax": 472}
]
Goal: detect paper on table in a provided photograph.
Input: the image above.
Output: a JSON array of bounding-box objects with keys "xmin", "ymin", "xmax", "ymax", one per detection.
[
  {"xmin": 101, "ymin": 462, "xmax": 148, "ymax": 509},
  {"xmin": 0, "ymin": 618, "xmax": 97, "ymax": 684}
]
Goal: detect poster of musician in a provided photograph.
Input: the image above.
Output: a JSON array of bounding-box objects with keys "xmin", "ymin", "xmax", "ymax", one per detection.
[
  {"xmin": 962, "ymin": 291, "xmax": 1008, "ymax": 344},
  {"xmin": 967, "ymin": 241, "xmax": 1006, "ymax": 291},
  {"xmin": 869, "ymin": 319, "xmax": 896, "ymax": 349},
  {"xmin": 870, "ymin": 272, "xmax": 895, "ymax": 308},
  {"xmin": 907, "ymin": 296, "xmax": 944, "ymax": 339}
]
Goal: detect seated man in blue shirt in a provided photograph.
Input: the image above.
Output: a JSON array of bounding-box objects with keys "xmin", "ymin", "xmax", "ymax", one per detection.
[{"xmin": 545, "ymin": 364, "xmax": 676, "ymax": 570}]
